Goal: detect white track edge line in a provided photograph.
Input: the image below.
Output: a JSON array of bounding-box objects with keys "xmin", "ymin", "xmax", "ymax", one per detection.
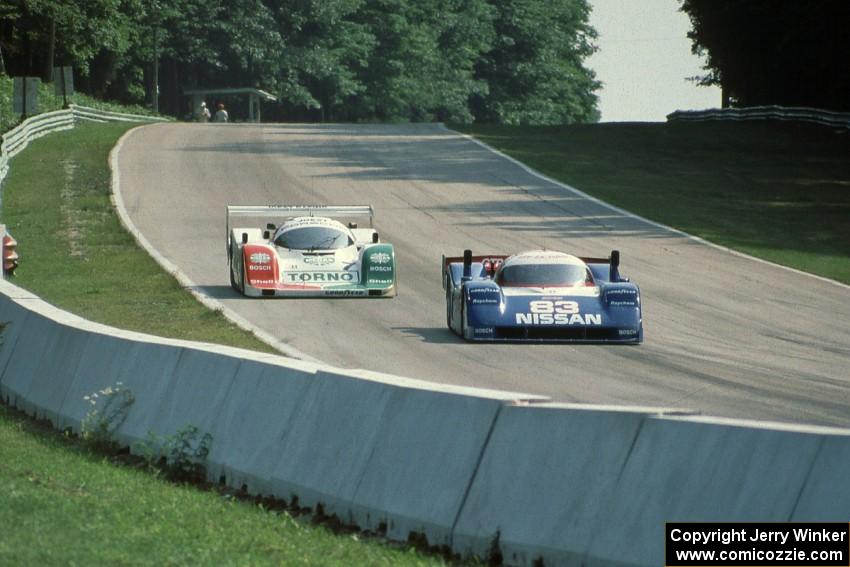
[
  {"xmin": 441, "ymin": 124, "xmax": 850, "ymax": 291},
  {"xmin": 109, "ymin": 125, "xmax": 319, "ymax": 363}
]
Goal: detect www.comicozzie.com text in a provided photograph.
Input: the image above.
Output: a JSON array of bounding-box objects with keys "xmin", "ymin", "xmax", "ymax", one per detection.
[{"xmin": 670, "ymin": 527, "xmax": 847, "ymax": 547}]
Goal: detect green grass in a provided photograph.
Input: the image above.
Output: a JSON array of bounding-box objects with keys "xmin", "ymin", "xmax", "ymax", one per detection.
[
  {"xmin": 0, "ymin": 119, "xmax": 459, "ymax": 566},
  {"xmin": 0, "ymin": 404, "xmax": 455, "ymax": 567},
  {"xmin": 453, "ymin": 121, "xmax": 850, "ymax": 284},
  {"xmin": 1, "ymin": 121, "xmax": 276, "ymax": 353}
]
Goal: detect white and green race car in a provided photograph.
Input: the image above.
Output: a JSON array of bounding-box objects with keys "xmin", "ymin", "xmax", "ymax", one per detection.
[{"xmin": 227, "ymin": 205, "xmax": 396, "ymax": 298}]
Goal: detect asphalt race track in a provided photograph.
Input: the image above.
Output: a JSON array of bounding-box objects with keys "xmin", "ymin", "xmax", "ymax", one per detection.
[{"xmin": 116, "ymin": 123, "xmax": 850, "ymax": 427}]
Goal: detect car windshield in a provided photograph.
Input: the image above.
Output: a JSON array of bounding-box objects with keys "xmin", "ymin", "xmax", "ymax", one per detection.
[
  {"xmin": 498, "ymin": 263, "xmax": 591, "ymax": 287},
  {"xmin": 274, "ymin": 226, "xmax": 353, "ymax": 251}
]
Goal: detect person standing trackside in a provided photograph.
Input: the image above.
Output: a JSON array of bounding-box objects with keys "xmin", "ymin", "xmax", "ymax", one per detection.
[
  {"xmin": 197, "ymin": 101, "xmax": 211, "ymax": 122},
  {"xmin": 214, "ymin": 102, "xmax": 229, "ymax": 123}
]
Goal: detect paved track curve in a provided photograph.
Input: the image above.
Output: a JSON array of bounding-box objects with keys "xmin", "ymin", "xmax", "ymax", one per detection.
[{"xmin": 116, "ymin": 123, "xmax": 850, "ymax": 427}]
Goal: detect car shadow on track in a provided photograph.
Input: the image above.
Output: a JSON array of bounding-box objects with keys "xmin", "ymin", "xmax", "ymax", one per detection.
[{"xmin": 393, "ymin": 327, "xmax": 465, "ymax": 344}]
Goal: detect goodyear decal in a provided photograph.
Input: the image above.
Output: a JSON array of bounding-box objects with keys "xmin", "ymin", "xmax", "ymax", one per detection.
[
  {"xmin": 324, "ymin": 289, "xmax": 368, "ymax": 297},
  {"xmin": 606, "ymin": 288, "xmax": 638, "ymax": 306}
]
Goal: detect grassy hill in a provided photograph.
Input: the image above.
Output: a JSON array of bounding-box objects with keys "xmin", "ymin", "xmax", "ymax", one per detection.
[{"xmin": 455, "ymin": 120, "xmax": 850, "ymax": 284}]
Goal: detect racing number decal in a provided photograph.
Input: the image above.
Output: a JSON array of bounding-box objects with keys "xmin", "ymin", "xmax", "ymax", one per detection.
[
  {"xmin": 529, "ymin": 300, "xmax": 580, "ymax": 314},
  {"xmin": 517, "ymin": 300, "xmax": 601, "ymax": 326}
]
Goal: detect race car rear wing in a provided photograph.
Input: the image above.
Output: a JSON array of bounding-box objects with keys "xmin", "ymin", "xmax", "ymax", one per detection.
[
  {"xmin": 442, "ymin": 249, "xmax": 622, "ymax": 287},
  {"xmin": 227, "ymin": 204, "xmax": 374, "ymax": 240}
]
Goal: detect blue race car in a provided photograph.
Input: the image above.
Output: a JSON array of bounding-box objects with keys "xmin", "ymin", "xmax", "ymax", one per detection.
[{"xmin": 442, "ymin": 249, "xmax": 642, "ymax": 343}]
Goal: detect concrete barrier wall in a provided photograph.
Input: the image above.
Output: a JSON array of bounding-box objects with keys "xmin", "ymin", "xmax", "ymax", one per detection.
[
  {"xmin": 453, "ymin": 403, "xmax": 686, "ymax": 566},
  {"xmin": 337, "ymin": 368, "xmax": 517, "ymax": 546},
  {"xmin": 208, "ymin": 356, "xmax": 321, "ymax": 495},
  {"xmin": 455, "ymin": 407, "xmax": 850, "ymax": 567},
  {"xmin": 2, "ymin": 278, "xmax": 849, "ymax": 567},
  {"xmin": 0, "ymin": 278, "xmax": 542, "ymax": 554},
  {"xmin": 792, "ymin": 434, "xmax": 850, "ymax": 520},
  {"xmin": 585, "ymin": 416, "xmax": 835, "ymax": 567}
]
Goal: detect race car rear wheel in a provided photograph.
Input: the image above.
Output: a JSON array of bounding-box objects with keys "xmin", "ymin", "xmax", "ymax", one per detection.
[{"xmin": 446, "ymin": 287, "xmax": 453, "ymax": 329}]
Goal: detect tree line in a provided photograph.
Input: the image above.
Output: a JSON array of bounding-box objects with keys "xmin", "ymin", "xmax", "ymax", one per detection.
[
  {"xmin": 0, "ymin": 0, "xmax": 600, "ymax": 124},
  {"xmin": 681, "ymin": 0, "xmax": 850, "ymax": 112}
]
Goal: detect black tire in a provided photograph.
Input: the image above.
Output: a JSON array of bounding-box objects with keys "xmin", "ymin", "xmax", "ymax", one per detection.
[
  {"xmin": 459, "ymin": 296, "xmax": 467, "ymax": 339},
  {"xmin": 229, "ymin": 262, "xmax": 239, "ymax": 291},
  {"xmin": 446, "ymin": 286, "xmax": 453, "ymax": 329}
]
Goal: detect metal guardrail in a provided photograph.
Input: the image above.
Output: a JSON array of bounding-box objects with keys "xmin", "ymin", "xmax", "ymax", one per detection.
[
  {"xmin": 667, "ymin": 105, "xmax": 850, "ymax": 129},
  {"xmin": 70, "ymin": 104, "xmax": 171, "ymax": 124},
  {"xmin": 0, "ymin": 105, "xmax": 170, "ymax": 277},
  {"xmin": 0, "ymin": 110, "xmax": 74, "ymax": 177},
  {"xmin": 0, "ymin": 105, "xmax": 169, "ymax": 182}
]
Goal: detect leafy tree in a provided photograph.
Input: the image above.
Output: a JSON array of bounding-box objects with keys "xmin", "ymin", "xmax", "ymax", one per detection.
[
  {"xmin": 214, "ymin": 0, "xmax": 284, "ymax": 90},
  {"xmin": 681, "ymin": 0, "xmax": 850, "ymax": 111},
  {"xmin": 350, "ymin": 0, "xmax": 494, "ymax": 122},
  {"xmin": 130, "ymin": 0, "xmax": 284, "ymax": 114},
  {"xmin": 0, "ymin": 0, "xmax": 137, "ymax": 81},
  {"xmin": 0, "ymin": 0, "xmax": 601, "ymax": 123},
  {"xmin": 472, "ymin": 0, "xmax": 599, "ymax": 124},
  {"xmin": 267, "ymin": 0, "xmax": 373, "ymax": 119}
]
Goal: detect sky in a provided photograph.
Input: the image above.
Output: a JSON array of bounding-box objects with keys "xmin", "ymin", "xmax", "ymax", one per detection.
[{"xmin": 586, "ymin": 0, "xmax": 722, "ymax": 122}]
